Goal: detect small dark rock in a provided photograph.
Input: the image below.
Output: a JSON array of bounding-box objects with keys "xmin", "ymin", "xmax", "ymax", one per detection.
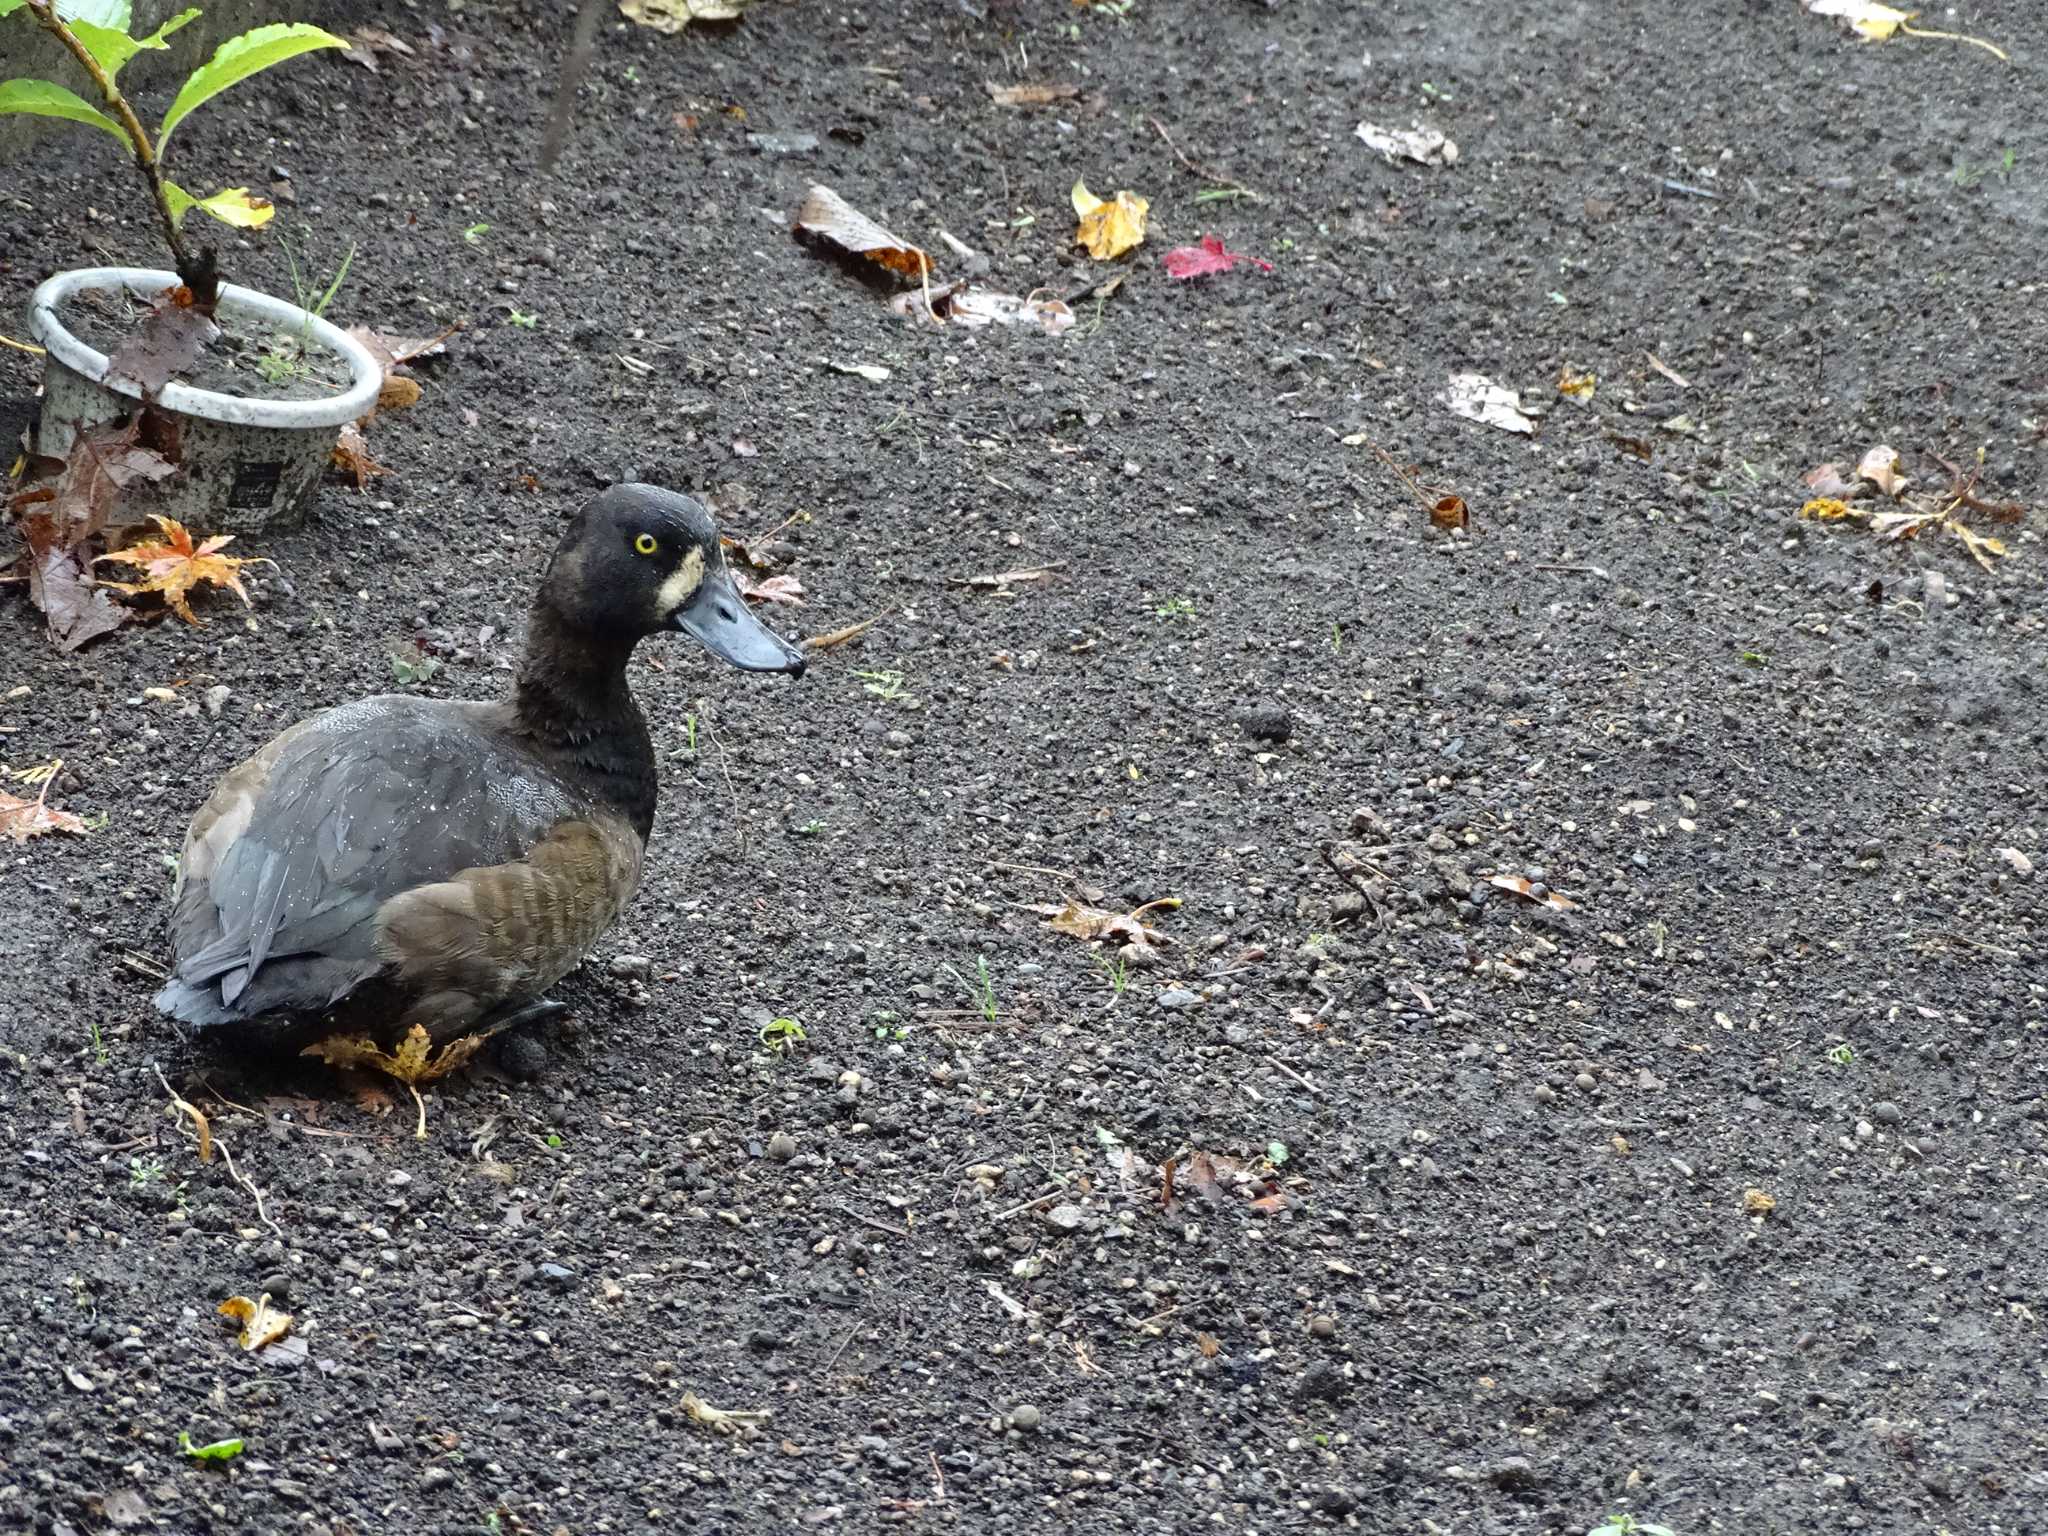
[{"xmin": 1238, "ymin": 706, "xmax": 1291, "ymax": 742}]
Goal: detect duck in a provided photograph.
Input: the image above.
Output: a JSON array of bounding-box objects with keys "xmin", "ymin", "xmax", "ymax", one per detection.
[{"xmin": 153, "ymin": 483, "xmax": 804, "ymax": 1051}]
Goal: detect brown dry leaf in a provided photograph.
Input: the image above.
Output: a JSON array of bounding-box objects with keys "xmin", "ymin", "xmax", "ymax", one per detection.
[
  {"xmin": 345, "ymin": 1073, "xmax": 397, "ymax": 1118},
  {"xmin": 1071, "ymin": 179, "xmax": 1148, "ymax": 260},
  {"xmin": 1488, "ymin": 873, "xmax": 1579, "ymax": 912},
  {"xmin": 734, "ymin": 572, "xmax": 805, "ymax": 607},
  {"xmin": 1430, "ymin": 494, "xmax": 1469, "ymax": 531},
  {"xmin": 1556, "ymin": 366, "xmax": 1596, "ymax": 403},
  {"xmin": 1248, "ymin": 1191, "xmax": 1291, "ymax": 1214},
  {"xmin": 0, "ymin": 781, "xmax": 89, "ymax": 842},
  {"xmin": 302, "ymin": 1023, "xmax": 486, "ymax": 1139},
  {"xmin": 1195, "ymin": 1331, "xmax": 1220, "ymax": 1358},
  {"xmin": 890, "ymin": 282, "xmax": 1075, "ymax": 335},
  {"xmin": 947, "ymin": 563, "xmax": 1063, "ymax": 593},
  {"xmin": 329, "ymin": 424, "xmax": 389, "ymax": 490},
  {"xmin": 344, "ymin": 325, "xmax": 453, "ymax": 417},
  {"xmin": 621, "ymin": 0, "xmax": 748, "ymax": 33},
  {"xmin": 1644, "ymin": 351, "xmax": 1691, "ymax": 389},
  {"xmin": 105, "ymin": 286, "xmax": 220, "ymax": 397},
  {"xmin": 681, "ymin": 1391, "xmax": 771, "ymax": 1435},
  {"xmin": 1029, "ymin": 896, "xmax": 1178, "ymax": 951},
  {"xmin": 1743, "ymin": 1188, "xmax": 1776, "ymax": 1217},
  {"xmin": 218, "ymin": 1293, "xmax": 292, "ymax": 1352},
  {"xmin": 986, "ymin": 80, "xmax": 1081, "ymax": 107},
  {"xmin": 1949, "ymin": 520, "xmax": 2008, "ymax": 574},
  {"xmin": 1856, "ymin": 444, "xmax": 1908, "ymax": 497},
  {"xmin": 803, "ymin": 612, "xmax": 884, "ymax": 652},
  {"xmin": 792, "ymin": 184, "xmax": 932, "ymax": 282},
  {"xmin": 96, "ymin": 514, "xmax": 270, "ymax": 626},
  {"xmin": 10, "ymin": 421, "xmax": 179, "ymax": 649}
]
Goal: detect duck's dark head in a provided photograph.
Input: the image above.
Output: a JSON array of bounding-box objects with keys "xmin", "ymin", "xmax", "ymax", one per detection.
[{"xmin": 541, "ymin": 484, "xmax": 805, "ymax": 675}]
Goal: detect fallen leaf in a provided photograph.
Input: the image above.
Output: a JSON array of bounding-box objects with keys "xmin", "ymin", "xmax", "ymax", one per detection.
[
  {"xmin": 947, "ymin": 563, "xmax": 1063, "ymax": 593},
  {"xmin": 1430, "ymin": 494, "xmax": 1469, "ymax": 531},
  {"xmin": 825, "ymin": 359, "xmax": 891, "ymax": 383},
  {"xmin": 1799, "ymin": 498, "xmax": 1857, "ymax": 521},
  {"xmin": 1556, "ymin": 366, "xmax": 1596, "ymax": 403},
  {"xmin": 984, "ymin": 80, "xmax": 1080, "ymax": 108},
  {"xmin": 1195, "ymin": 1330, "xmax": 1220, "ymax": 1358},
  {"xmin": 97, "ymin": 514, "xmax": 270, "ymax": 626},
  {"xmin": 891, "ymin": 283, "xmax": 1075, "ymax": 335},
  {"xmin": 1355, "ymin": 120, "xmax": 1458, "ymax": 166},
  {"xmin": 620, "ymin": 0, "xmax": 749, "ymax": 33},
  {"xmin": 681, "ymin": 1391, "xmax": 771, "ymax": 1435},
  {"xmin": 104, "ymin": 286, "xmax": 220, "ymax": 397},
  {"xmin": 1949, "ymin": 520, "xmax": 2007, "ymax": 573},
  {"xmin": 1442, "ymin": 373, "xmax": 1536, "ymax": 435},
  {"xmin": 1162, "ymin": 234, "xmax": 1273, "ymax": 281},
  {"xmin": 302, "ymin": 1023, "xmax": 486, "ymax": 1138},
  {"xmin": 1071, "ymin": 179, "xmax": 1149, "ymax": 260},
  {"xmin": 344, "ymin": 325, "xmax": 454, "ymax": 416},
  {"xmin": 30, "ymin": 547, "xmax": 132, "ymax": 652},
  {"xmin": 0, "ymin": 781, "xmax": 89, "ymax": 842},
  {"xmin": 329, "ymin": 424, "xmax": 389, "ymax": 489},
  {"xmin": 735, "ymin": 571, "xmax": 805, "ymax": 606},
  {"xmin": 1644, "ymin": 351, "xmax": 1691, "ymax": 389},
  {"xmin": 1803, "ymin": 0, "xmax": 1911, "ymax": 40},
  {"xmin": 792, "ymin": 184, "xmax": 932, "ymax": 282},
  {"xmin": 218, "ymin": 1293, "xmax": 292, "ymax": 1352},
  {"xmin": 1996, "ymin": 847, "xmax": 2033, "ymax": 877},
  {"xmin": 1855, "ymin": 444, "xmax": 1908, "ymax": 497},
  {"xmin": 1802, "ymin": 462, "xmax": 1862, "ymax": 499},
  {"xmin": 1489, "ymin": 873, "xmax": 1579, "ymax": 912},
  {"xmin": 1743, "ymin": 1188, "xmax": 1777, "ymax": 1217},
  {"xmin": 1029, "ymin": 896, "xmax": 1178, "ymax": 952}
]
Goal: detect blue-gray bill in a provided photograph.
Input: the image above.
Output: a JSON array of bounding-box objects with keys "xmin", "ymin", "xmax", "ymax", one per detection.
[{"xmin": 674, "ymin": 569, "xmax": 806, "ymax": 675}]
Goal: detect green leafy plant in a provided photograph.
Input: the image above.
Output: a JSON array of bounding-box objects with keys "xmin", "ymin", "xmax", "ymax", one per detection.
[
  {"xmin": 255, "ymin": 231, "xmax": 353, "ymax": 383},
  {"xmin": 390, "ymin": 646, "xmax": 441, "ymax": 686},
  {"xmin": 759, "ymin": 1016, "xmax": 808, "ymax": 1056},
  {"xmin": 1154, "ymin": 595, "xmax": 1196, "ymax": 621},
  {"xmin": 179, "ymin": 1430, "xmax": 246, "ymax": 1461},
  {"xmin": 0, "ymin": 1, "xmax": 348, "ymax": 279},
  {"xmin": 1590, "ymin": 1517, "xmax": 1677, "ymax": 1536},
  {"xmin": 128, "ymin": 1154, "xmax": 164, "ymax": 1187},
  {"xmin": 463, "ymin": 222, "xmax": 492, "ymax": 245},
  {"xmin": 1826, "ymin": 1043, "xmax": 1854, "ymax": 1067},
  {"xmin": 507, "ymin": 309, "xmax": 539, "ymax": 329},
  {"xmin": 1093, "ymin": 949, "xmax": 1129, "ymax": 997}
]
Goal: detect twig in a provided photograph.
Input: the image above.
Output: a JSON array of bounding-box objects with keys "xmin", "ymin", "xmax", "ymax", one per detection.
[
  {"xmin": 696, "ymin": 704, "xmax": 748, "ymax": 857},
  {"xmin": 804, "ymin": 611, "xmax": 888, "ymax": 652},
  {"xmin": 1534, "ymin": 563, "xmax": 1610, "ymax": 577},
  {"xmin": 818, "ymin": 1321, "xmax": 862, "ymax": 1377},
  {"xmin": 1148, "ymin": 115, "xmax": 1258, "ymax": 199},
  {"xmin": 1318, "ymin": 841, "xmax": 1386, "ymax": 925},
  {"xmin": 539, "ymin": 0, "xmax": 608, "ymax": 173},
  {"xmin": 1268, "ymin": 1057, "xmax": 1325, "ymax": 1098},
  {"xmin": 157, "ymin": 1064, "xmax": 282, "ymax": 1237},
  {"xmin": 0, "ymin": 331, "xmax": 46, "ymax": 356},
  {"xmin": 1355, "ymin": 435, "xmax": 1446, "ymax": 519},
  {"xmin": 985, "ymin": 859, "xmax": 1082, "ymax": 882},
  {"xmin": 991, "ymin": 1190, "xmax": 1062, "ymax": 1222},
  {"xmin": 152, "ymin": 1064, "xmax": 213, "ymax": 1163}
]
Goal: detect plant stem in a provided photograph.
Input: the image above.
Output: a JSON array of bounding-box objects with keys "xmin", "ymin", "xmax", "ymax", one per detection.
[{"xmin": 23, "ymin": 0, "xmax": 192, "ymax": 275}]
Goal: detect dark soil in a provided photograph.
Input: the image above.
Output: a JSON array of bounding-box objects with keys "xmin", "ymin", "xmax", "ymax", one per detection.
[
  {"xmin": 2, "ymin": 3, "xmax": 2044, "ymax": 1533},
  {"xmin": 61, "ymin": 283, "xmax": 355, "ymax": 403}
]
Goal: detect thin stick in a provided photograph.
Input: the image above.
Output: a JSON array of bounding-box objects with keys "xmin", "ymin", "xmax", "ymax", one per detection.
[
  {"xmin": 216, "ymin": 1137, "xmax": 282, "ymax": 1237},
  {"xmin": 696, "ymin": 704, "xmax": 748, "ymax": 857},
  {"xmin": 0, "ymin": 332, "xmax": 46, "ymax": 356},
  {"xmin": 1269, "ymin": 1057, "xmax": 1325, "ymax": 1098},
  {"xmin": 804, "ymin": 611, "xmax": 887, "ymax": 651},
  {"xmin": 1899, "ymin": 22, "xmax": 2009, "ymax": 60},
  {"xmin": 152, "ymin": 1064, "xmax": 213, "ymax": 1163},
  {"xmin": 991, "ymin": 1190, "xmax": 1062, "ymax": 1222},
  {"xmin": 539, "ymin": 0, "xmax": 608, "ymax": 172},
  {"xmin": 1148, "ymin": 115, "xmax": 1258, "ymax": 199}
]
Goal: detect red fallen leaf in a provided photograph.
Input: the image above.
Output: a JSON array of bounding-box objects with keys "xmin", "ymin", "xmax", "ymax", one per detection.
[{"xmin": 1162, "ymin": 234, "xmax": 1273, "ymax": 281}]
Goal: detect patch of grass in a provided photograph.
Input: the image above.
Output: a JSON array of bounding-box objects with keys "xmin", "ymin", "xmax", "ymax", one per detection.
[
  {"xmin": 1739, "ymin": 649, "xmax": 1768, "ymax": 668},
  {"xmin": 1193, "ymin": 186, "xmax": 1253, "ymax": 204},
  {"xmin": 1953, "ymin": 148, "xmax": 2015, "ymax": 189},
  {"xmin": 258, "ymin": 235, "xmax": 355, "ymax": 386},
  {"xmin": 1154, "ymin": 595, "xmax": 1196, "ymax": 621},
  {"xmin": 943, "ymin": 956, "xmax": 999, "ymax": 1022},
  {"xmin": 793, "ymin": 818, "xmax": 826, "ymax": 837},
  {"xmin": 463, "ymin": 222, "xmax": 492, "ymax": 245},
  {"xmin": 1826, "ymin": 1043, "xmax": 1854, "ymax": 1067},
  {"xmin": 129, "ymin": 1155, "xmax": 165, "ymax": 1188},
  {"xmin": 1093, "ymin": 949, "xmax": 1129, "ymax": 997},
  {"xmin": 854, "ymin": 668, "xmax": 909, "ymax": 702}
]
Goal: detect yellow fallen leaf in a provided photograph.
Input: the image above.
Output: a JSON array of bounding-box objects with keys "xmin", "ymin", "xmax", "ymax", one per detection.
[
  {"xmin": 1951, "ymin": 521, "xmax": 2006, "ymax": 573},
  {"xmin": 1743, "ymin": 1188, "xmax": 1776, "ymax": 1217},
  {"xmin": 1806, "ymin": 0, "xmax": 1912, "ymax": 41},
  {"xmin": 681, "ymin": 1391, "xmax": 771, "ymax": 1434},
  {"xmin": 96, "ymin": 514, "xmax": 271, "ymax": 626},
  {"xmin": 219, "ymin": 1293, "xmax": 292, "ymax": 1351},
  {"xmin": 1556, "ymin": 366, "xmax": 1596, "ymax": 402},
  {"xmin": 1071, "ymin": 178, "xmax": 1148, "ymax": 260},
  {"xmin": 619, "ymin": 0, "xmax": 748, "ymax": 33},
  {"xmin": 302, "ymin": 1023, "xmax": 485, "ymax": 1139},
  {"xmin": 1799, "ymin": 498, "xmax": 1856, "ymax": 521}
]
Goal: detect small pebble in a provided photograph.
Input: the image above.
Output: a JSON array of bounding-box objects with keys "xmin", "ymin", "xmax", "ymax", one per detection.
[
  {"xmin": 610, "ymin": 954, "xmax": 652, "ymax": 980},
  {"xmin": 1574, "ymin": 1072, "xmax": 1597, "ymax": 1093},
  {"xmin": 1855, "ymin": 1119, "xmax": 1874, "ymax": 1141},
  {"xmin": 1873, "ymin": 1100, "xmax": 1902, "ymax": 1125},
  {"xmin": 1309, "ymin": 1314, "xmax": 1336, "ymax": 1339},
  {"xmin": 1532, "ymin": 1084, "xmax": 1556, "ymax": 1105},
  {"xmin": 1009, "ymin": 1403, "xmax": 1041, "ymax": 1432},
  {"xmin": 766, "ymin": 1131, "xmax": 797, "ymax": 1162},
  {"xmin": 419, "ymin": 1465, "xmax": 454, "ymax": 1490}
]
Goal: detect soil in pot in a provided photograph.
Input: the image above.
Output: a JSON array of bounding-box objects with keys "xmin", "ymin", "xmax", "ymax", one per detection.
[{"xmin": 62, "ymin": 282, "xmax": 354, "ymax": 403}]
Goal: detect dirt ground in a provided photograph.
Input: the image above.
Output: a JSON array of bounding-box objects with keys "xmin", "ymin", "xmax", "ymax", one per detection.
[{"xmin": 2, "ymin": 1, "xmax": 2044, "ymax": 1532}]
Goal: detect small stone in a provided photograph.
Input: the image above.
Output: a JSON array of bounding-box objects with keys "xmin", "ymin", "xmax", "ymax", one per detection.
[
  {"xmin": 1156, "ymin": 987, "xmax": 1202, "ymax": 1011},
  {"xmin": 1009, "ymin": 1403, "xmax": 1041, "ymax": 1432},
  {"xmin": 1237, "ymin": 706, "xmax": 1291, "ymax": 742},
  {"xmin": 609, "ymin": 954, "xmax": 652, "ymax": 980},
  {"xmin": 538, "ymin": 1262, "xmax": 576, "ymax": 1286},
  {"xmin": 1857, "ymin": 839, "xmax": 1884, "ymax": 861},
  {"xmin": 1309, "ymin": 1314, "xmax": 1336, "ymax": 1339},
  {"xmin": 1855, "ymin": 1119, "xmax": 1874, "ymax": 1141},
  {"xmin": 1044, "ymin": 1204, "xmax": 1088, "ymax": 1231},
  {"xmin": 1488, "ymin": 1455, "xmax": 1537, "ymax": 1490},
  {"xmin": 884, "ymin": 729, "xmax": 913, "ymax": 750},
  {"xmin": 1532, "ymin": 1084, "xmax": 1556, "ymax": 1105},
  {"xmin": 370, "ymin": 1423, "xmax": 405, "ymax": 1453},
  {"xmin": 419, "ymin": 1465, "xmax": 454, "ymax": 1490},
  {"xmin": 766, "ymin": 1131, "xmax": 797, "ymax": 1162},
  {"xmin": 1873, "ymin": 1100, "xmax": 1902, "ymax": 1125},
  {"xmin": 1574, "ymin": 1072, "xmax": 1597, "ymax": 1093},
  {"xmin": 496, "ymin": 1031, "xmax": 549, "ymax": 1081},
  {"xmin": 202, "ymin": 684, "xmax": 231, "ymax": 718},
  {"xmin": 746, "ymin": 130, "xmax": 820, "ymax": 155}
]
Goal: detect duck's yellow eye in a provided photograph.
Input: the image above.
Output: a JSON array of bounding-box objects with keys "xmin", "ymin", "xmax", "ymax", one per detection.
[{"xmin": 633, "ymin": 533, "xmax": 659, "ymax": 556}]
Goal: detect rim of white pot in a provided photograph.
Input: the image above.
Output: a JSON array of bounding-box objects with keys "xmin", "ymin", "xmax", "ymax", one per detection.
[{"xmin": 27, "ymin": 266, "xmax": 384, "ymax": 430}]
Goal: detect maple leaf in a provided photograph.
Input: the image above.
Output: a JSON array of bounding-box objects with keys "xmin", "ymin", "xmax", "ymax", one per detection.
[
  {"xmin": 329, "ymin": 424, "xmax": 390, "ymax": 490},
  {"xmin": 1071, "ymin": 180, "xmax": 1149, "ymax": 260},
  {"xmin": 1162, "ymin": 234, "xmax": 1272, "ymax": 281},
  {"xmin": 302, "ymin": 1023, "xmax": 485, "ymax": 1138},
  {"xmin": 0, "ymin": 775, "xmax": 89, "ymax": 843},
  {"xmin": 96, "ymin": 515, "xmax": 271, "ymax": 625}
]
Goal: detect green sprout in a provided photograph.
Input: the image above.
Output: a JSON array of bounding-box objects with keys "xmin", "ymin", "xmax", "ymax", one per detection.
[
  {"xmin": 1826, "ymin": 1043, "xmax": 1854, "ymax": 1067},
  {"xmin": 1093, "ymin": 949, "xmax": 1129, "ymax": 997},
  {"xmin": 179, "ymin": 1431, "xmax": 246, "ymax": 1461},
  {"xmin": 128, "ymin": 1155, "xmax": 165, "ymax": 1187},
  {"xmin": 1590, "ymin": 1518, "xmax": 1677, "ymax": 1536},
  {"xmin": 463, "ymin": 221, "xmax": 492, "ymax": 245},
  {"xmin": 507, "ymin": 309, "xmax": 539, "ymax": 329},
  {"xmin": 759, "ymin": 1017, "xmax": 808, "ymax": 1055},
  {"xmin": 854, "ymin": 668, "xmax": 908, "ymax": 702},
  {"xmin": 1154, "ymin": 596, "xmax": 1196, "ymax": 621},
  {"xmin": 942, "ymin": 956, "xmax": 999, "ymax": 1022}
]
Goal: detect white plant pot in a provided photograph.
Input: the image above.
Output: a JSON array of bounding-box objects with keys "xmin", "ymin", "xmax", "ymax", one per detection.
[{"xmin": 27, "ymin": 266, "xmax": 383, "ymax": 532}]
